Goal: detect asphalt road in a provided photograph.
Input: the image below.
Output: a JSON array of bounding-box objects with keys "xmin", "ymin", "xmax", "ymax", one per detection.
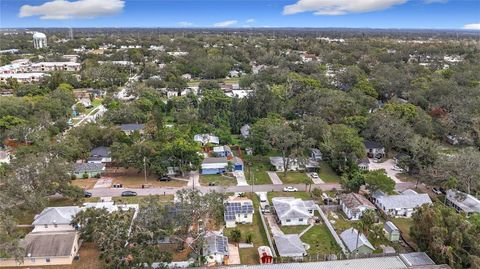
[{"xmin": 87, "ymin": 183, "xmax": 343, "ymax": 197}]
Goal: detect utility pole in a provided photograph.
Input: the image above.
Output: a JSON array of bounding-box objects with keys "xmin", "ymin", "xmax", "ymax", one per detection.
[{"xmin": 143, "ymin": 156, "xmax": 147, "ymax": 185}]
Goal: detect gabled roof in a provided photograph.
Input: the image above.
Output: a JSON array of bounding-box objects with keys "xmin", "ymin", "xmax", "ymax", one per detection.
[
  {"xmin": 205, "ymin": 234, "xmax": 229, "ymax": 255},
  {"xmin": 74, "ymin": 162, "xmax": 105, "ymax": 173},
  {"xmin": 273, "ymin": 234, "xmax": 306, "ymax": 257},
  {"xmin": 272, "ymin": 197, "xmax": 316, "ymax": 220},
  {"xmin": 21, "ymin": 231, "xmax": 77, "ymax": 257},
  {"xmin": 340, "ymin": 228, "xmax": 375, "ymax": 252},
  {"xmin": 32, "ymin": 206, "xmax": 81, "ymax": 226},
  {"xmin": 194, "ymin": 134, "xmax": 219, "ymax": 145},
  {"xmin": 339, "ymin": 193, "xmax": 375, "ymax": 214},
  {"xmin": 377, "ymin": 193, "xmax": 432, "ymax": 210},
  {"xmin": 384, "ymin": 221, "xmax": 399, "ymax": 233},
  {"xmin": 399, "ymin": 252, "xmax": 435, "ymax": 267}
]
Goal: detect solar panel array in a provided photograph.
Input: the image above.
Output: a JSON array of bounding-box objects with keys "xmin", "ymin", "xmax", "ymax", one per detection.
[{"xmin": 224, "ymin": 202, "xmax": 254, "ymax": 221}]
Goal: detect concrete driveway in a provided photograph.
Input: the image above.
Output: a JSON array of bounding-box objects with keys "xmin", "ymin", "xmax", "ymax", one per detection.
[
  {"xmin": 265, "ymin": 213, "xmax": 283, "ymax": 236},
  {"xmin": 307, "ymin": 172, "xmax": 324, "ymax": 184},
  {"xmin": 368, "ymin": 159, "xmax": 403, "ymax": 183},
  {"xmin": 267, "ymin": 172, "xmax": 283, "ymax": 185},
  {"xmin": 227, "ymin": 244, "xmax": 241, "ymax": 265}
]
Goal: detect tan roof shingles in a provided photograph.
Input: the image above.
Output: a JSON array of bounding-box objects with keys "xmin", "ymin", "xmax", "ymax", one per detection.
[{"xmin": 21, "ymin": 231, "xmax": 77, "ymax": 257}]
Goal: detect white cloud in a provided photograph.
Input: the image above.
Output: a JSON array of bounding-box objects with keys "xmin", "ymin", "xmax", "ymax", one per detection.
[
  {"xmin": 463, "ymin": 23, "xmax": 480, "ymax": 30},
  {"xmin": 283, "ymin": 0, "xmax": 407, "ymax": 15},
  {"xmin": 19, "ymin": 0, "xmax": 125, "ymax": 20},
  {"xmin": 213, "ymin": 20, "xmax": 238, "ymax": 27},
  {"xmin": 246, "ymin": 18, "xmax": 255, "ymax": 23},
  {"xmin": 178, "ymin": 21, "xmax": 194, "ymax": 27}
]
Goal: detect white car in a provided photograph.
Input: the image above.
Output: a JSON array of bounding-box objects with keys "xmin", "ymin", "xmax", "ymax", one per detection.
[
  {"xmin": 311, "ymin": 172, "xmax": 319, "ymax": 178},
  {"xmin": 392, "ymin": 165, "xmax": 405, "ymax": 172},
  {"xmin": 283, "ymin": 186, "xmax": 298, "ymax": 192}
]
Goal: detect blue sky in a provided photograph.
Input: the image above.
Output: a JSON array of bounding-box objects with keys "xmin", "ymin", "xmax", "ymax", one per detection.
[{"xmin": 0, "ymin": 0, "xmax": 479, "ymax": 29}]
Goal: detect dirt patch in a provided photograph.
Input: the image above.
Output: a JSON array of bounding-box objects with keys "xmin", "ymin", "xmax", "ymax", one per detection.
[{"xmin": 71, "ymin": 179, "xmax": 97, "ymax": 190}]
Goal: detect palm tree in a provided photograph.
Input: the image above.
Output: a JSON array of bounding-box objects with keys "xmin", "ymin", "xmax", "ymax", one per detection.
[{"xmin": 353, "ymin": 221, "xmax": 366, "ymax": 254}]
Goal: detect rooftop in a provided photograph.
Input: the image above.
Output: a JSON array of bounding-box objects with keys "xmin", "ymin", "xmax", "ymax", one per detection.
[
  {"xmin": 74, "ymin": 162, "xmax": 105, "ymax": 173},
  {"xmin": 339, "ymin": 193, "xmax": 375, "ymax": 213},
  {"xmin": 376, "ymin": 192, "xmax": 432, "ymax": 210},
  {"xmin": 119, "ymin": 123, "xmax": 145, "ymax": 132},
  {"xmin": 21, "ymin": 231, "xmax": 77, "ymax": 257},
  {"xmin": 340, "ymin": 228, "xmax": 375, "ymax": 252},
  {"xmin": 272, "ymin": 197, "xmax": 317, "ymax": 220},
  {"xmin": 364, "ymin": 140, "xmax": 384, "ymax": 149},
  {"xmin": 273, "ymin": 234, "xmax": 306, "ymax": 257},
  {"xmin": 399, "ymin": 252, "xmax": 435, "ymax": 267},
  {"xmin": 204, "ymin": 233, "xmax": 229, "ymax": 255},
  {"xmin": 32, "ymin": 206, "xmax": 81, "ymax": 226},
  {"xmin": 446, "ymin": 189, "xmax": 480, "ymax": 214},
  {"xmin": 224, "ymin": 199, "xmax": 254, "ymax": 221}
]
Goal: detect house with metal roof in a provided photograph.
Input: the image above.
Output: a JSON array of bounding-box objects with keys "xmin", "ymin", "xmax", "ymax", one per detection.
[
  {"xmin": 87, "ymin": 146, "xmax": 111, "ymax": 164},
  {"xmin": 32, "ymin": 206, "xmax": 81, "ymax": 233},
  {"xmin": 340, "ymin": 228, "xmax": 375, "ymax": 254},
  {"xmin": 272, "ymin": 197, "xmax": 317, "ymax": 226},
  {"xmin": 374, "ymin": 190, "xmax": 432, "ymax": 218},
  {"xmin": 224, "ymin": 197, "xmax": 254, "ymax": 228},
  {"xmin": 339, "ymin": 193, "xmax": 376, "ymax": 220},
  {"xmin": 0, "ymin": 231, "xmax": 80, "ymax": 267},
  {"xmin": 240, "ymin": 124, "xmax": 250, "ymax": 138},
  {"xmin": 445, "ymin": 189, "xmax": 480, "ymax": 216},
  {"xmin": 213, "ymin": 145, "xmax": 232, "ymax": 158},
  {"xmin": 204, "ymin": 233, "xmax": 229, "ymax": 265},
  {"xmin": 399, "ymin": 252, "xmax": 436, "ymax": 267},
  {"xmin": 73, "ymin": 162, "xmax": 105, "ymax": 178},
  {"xmin": 273, "ymin": 234, "xmax": 306, "ymax": 258}
]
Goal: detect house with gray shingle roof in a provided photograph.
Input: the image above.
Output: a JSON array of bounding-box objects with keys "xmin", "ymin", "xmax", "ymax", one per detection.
[
  {"xmin": 119, "ymin": 123, "xmax": 145, "ymax": 135},
  {"xmin": 445, "ymin": 189, "xmax": 480, "ymax": 216},
  {"xmin": 272, "ymin": 197, "xmax": 317, "ymax": 226},
  {"xmin": 340, "ymin": 228, "xmax": 375, "ymax": 254},
  {"xmin": 374, "ymin": 189, "xmax": 432, "ymax": 218},
  {"xmin": 74, "ymin": 162, "xmax": 105, "ymax": 178},
  {"xmin": 339, "ymin": 193, "xmax": 375, "ymax": 220},
  {"xmin": 32, "ymin": 206, "xmax": 81, "ymax": 233},
  {"xmin": 87, "ymin": 146, "xmax": 111, "ymax": 164}
]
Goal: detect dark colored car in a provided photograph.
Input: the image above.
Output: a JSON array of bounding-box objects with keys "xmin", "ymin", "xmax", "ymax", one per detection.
[
  {"xmin": 84, "ymin": 191, "xmax": 92, "ymax": 198},
  {"xmin": 121, "ymin": 191, "xmax": 137, "ymax": 197},
  {"xmin": 158, "ymin": 175, "xmax": 172, "ymax": 181}
]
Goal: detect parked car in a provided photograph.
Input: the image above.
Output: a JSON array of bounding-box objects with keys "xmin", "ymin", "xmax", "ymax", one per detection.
[
  {"xmin": 84, "ymin": 191, "xmax": 92, "ymax": 198},
  {"xmin": 158, "ymin": 175, "xmax": 172, "ymax": 181},
  {"xmin": 311, "ymin": 172, "xmax": 319, "ymax": 179},
  {"xmin": 283, "ymin": 186, "xmax": 298, "ymax": 192},
  {"xmin": 121, "ymin": 191, "xmax": 137, "ymax": 197},
  {"xmin": 432, "ymin": 187, "xmax": 442, "ymax": 195},
  {"xmin": 392, "ymin": 165, "xmax": 405, "ymax": 172}
]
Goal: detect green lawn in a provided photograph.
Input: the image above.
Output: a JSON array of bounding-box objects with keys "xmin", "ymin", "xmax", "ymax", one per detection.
[
  {"xmin": 392, "ymin": 218, "xmax": 414, "ymax": 243},
  {"xmin": 278, "ymin": 172, "xmax": 312, "ymax": 184},
  {"xmin": 280, "ymin": 225, "xmax": 309, "ymax": 234},
  {"xmin": 301, "ymin": 224, "xmax": 341, "ymax": 255},
  {"xmin": 328, "ymin": 212, "xmax": 357, "ymax": 233},
  {"xmin": 200, "ymin": 174, "xmax": 237, "ymax": 186},
  {"xmin": 243, "ymin": 155, "xmax": 273, "ymax": 185},
  {"xmin": 224, "ymin": 195, "xmax": 269, "ymax": 264},
  {"xmin": 267, "ymin": 191, "xmax": 312, "ymax": 203},
  {"xmin": 318, "ymin": 162, "xmax": 341, "ymax": 183},
  {"xmin": 113, "ymin": 194, "xmax": 174, "ymax": 205}
]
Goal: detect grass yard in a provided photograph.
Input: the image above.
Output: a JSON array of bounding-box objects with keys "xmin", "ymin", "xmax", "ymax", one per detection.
[
  {"xmin": 113, "ymin": 194, "xmax": 174, "ymax": 205},
  {"xmin": 301, "ymin": 224, "xmax": 341, "ymax": 256},
  {"xmin": 278, "ymin": 172, "xmax": 312, "ymax": 184},
  {"xmin": 318, "ymin": 162, "xmax": 341, "ymax": 183},
  {"xmin": 267, "ymin": 191, "xmax": 312, "ymax": 203},
  {"xmin": 109, "ymin": 168, "xmax": 187, "ymax": 188},
  {"xmin": 243, "ymin": 155, "xmax": 273, "ymax": 185},
  {"xmin": 392, "ymin": 218, "xmax": 414, "ymax": 243},
  {"xmin": 280, "ymin": 225, "xmax": 309, "ymax": 235},
  {"xmin": 200, "ymin": 174, "xmax": 237, "ymax": 186},
  {"xmin": 328, "ymin": 212, "xmax": 356, "ymax": 233},
  {"xmin": 71, "ymin": 178, "xmax": 98, "ymax": 189},
  {"xmin": 224, "ymin": 195, "xmax": 270, "ymax": 264}
]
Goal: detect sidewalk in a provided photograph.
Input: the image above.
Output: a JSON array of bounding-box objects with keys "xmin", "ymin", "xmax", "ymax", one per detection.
[
  {"xmin": 267, "ymin": 171, "xmax": 283, "ymax": 185},
  {"xmin": 187, "ymin": 172, "xmax": 200, "ymax": 187}
]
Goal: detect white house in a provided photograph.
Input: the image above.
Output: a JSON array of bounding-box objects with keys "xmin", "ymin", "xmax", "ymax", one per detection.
[
  {"xmin": 201, "ymin": 157, "xmax": 228, "ymax": 175},
  {"xmin": 272, "ymin": 197, "xmax": 317, "ymax": 226},
  {"xmin": 374, "ymin": 189, "xmax": 432, "ymax": 218},
  {"xmin": 28, "ymin": 62, "xmax": 81, "ymax": 72},
  {"xmin": 224, "ymin": 197, "xmax": 254, "ymax": 228},
  {"xmin": 0, "ymin": 73, "xmax": 47, "ymax": 83},
  {"xmin": 269, "ymin": 157, "xmax": 302, "ymax": 172},
  {"xmin": 339, "ymin": 193, "xmax": 376, "ymax": 220},
  {"xmin": 364, "ymin": 140, "xmax": 385, "ymax": 158},
  {"xmin": 194, "ymin": 134, "xmax": 220, "ymax": 145}
]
